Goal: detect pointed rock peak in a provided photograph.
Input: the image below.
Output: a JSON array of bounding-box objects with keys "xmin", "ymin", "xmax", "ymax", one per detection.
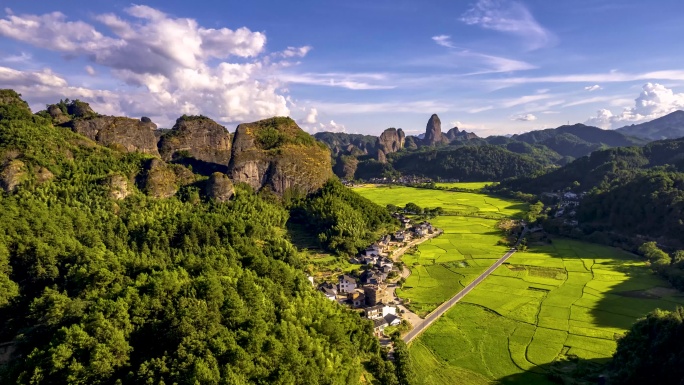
[{"xmin": 424, "ymin": 114, "xmax": 442, "ymax": 145}]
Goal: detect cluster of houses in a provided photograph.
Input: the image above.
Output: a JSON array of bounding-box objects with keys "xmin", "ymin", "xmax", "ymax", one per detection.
[
  {"xmin": 542, "ymin": 191, "xmax": 585, "ymax": 227},
  {"xmin": 317, "ymin": 216, "xmax": 437, "ymax": 337}
]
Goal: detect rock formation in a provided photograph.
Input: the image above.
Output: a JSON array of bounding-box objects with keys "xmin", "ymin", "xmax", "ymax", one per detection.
[
  {"xmin": 140, "ymin": 159, "xmax": 177, "ymax": 198},
  {"xmin": 205, "ymin": 172, "xmax": 234, "ymax": 202},
  {"xmin": 444, "ymin": 126, "xmax": 479, "ymax": 142},
  {"xmin": 333, "ymin": 155, "xmax": 359, "ymax": 180},
  {"xmin": 377, "ymin": 128, "xmax": 405, "ymax": 154},
  {"xmin": 104, "ymin": 174, "xmax": 132, "ymax": 200},
  {"xmin": 377, "ymin": 149, "xmax": 387, "ymax": 164},
  {"xmin": 229, "ymin": 117, "xmax": 332, "ymax": 195},
  {"xmin": 158, "ymin": 115, "xmax": 232, "ymax": 165},
  {"xmin": 47, "ymin": 105, "xmax": 71, "ymax": 125},
  {"xmin": 0, "ymin": 159, "xmax": 27, "ymax": 193},
  {"xmin": 424, "ymin": 114, "xmax": 442, "ymax": 145},
  {"xmin": 66, "ymin": 116, "xmax": 160, "ymax": 156}
]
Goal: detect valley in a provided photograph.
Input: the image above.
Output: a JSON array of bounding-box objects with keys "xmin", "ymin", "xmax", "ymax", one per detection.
[{"xmin": 356, "ymin": 184, "xmax": 684, "ymax": 384}]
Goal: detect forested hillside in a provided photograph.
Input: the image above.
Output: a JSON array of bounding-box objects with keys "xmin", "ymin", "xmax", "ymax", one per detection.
[
  {"xmin": 388, "ymin": 145, "xmax": 545, "ymax": 181},
  {"xmin": 0, "ymin": 90, "xmax": 391, "ymax": 384}
]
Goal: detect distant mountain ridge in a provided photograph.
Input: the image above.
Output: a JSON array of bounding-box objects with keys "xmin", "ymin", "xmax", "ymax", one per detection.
[{"xmin": 616, "ymin": 110, "xmax": 684, "ymax": 140}]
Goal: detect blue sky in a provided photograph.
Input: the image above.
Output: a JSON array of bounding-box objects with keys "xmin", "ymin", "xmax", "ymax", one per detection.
[{"xmin": 1, "ymin": 0, "xmax": 684, "ymax": 136}]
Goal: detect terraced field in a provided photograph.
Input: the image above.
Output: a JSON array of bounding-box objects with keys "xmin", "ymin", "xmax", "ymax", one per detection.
[
  {"xmin": 412, "ymin": 239, "xmax": 684, "ymax": 384},
  {"xmin": 354, "ymin": 185, "xmax": 526, "ymax": 316},
  {"xmin": 354, "ymin": 184, "xmax": 684, "ymax": 384}
]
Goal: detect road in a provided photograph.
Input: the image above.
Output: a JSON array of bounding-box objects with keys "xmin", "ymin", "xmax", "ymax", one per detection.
[{"xmin": 403, "ymin": 229, "xmax": 527, "ymax": 344}]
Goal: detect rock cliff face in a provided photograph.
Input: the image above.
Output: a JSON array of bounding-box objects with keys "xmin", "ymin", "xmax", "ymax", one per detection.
[
  {"xmin": 229, "ymin": 117, "xmax": 332, "ymax": 195},
  {"xmin": 158, "ymin": 116, "xmax": 232, "ymax": 165},
  {"xmin": 66, "ymin": 116, "xmax": 160, "ymax": 156},
  {"xmin": 138, "ymin": 159, "xmax": 195, "ymax": 199},
  {"xmin": 424, "ymin": 114, "xmax": 442, "ymax": 145},
  {"xmin": 377, "ymin": 128, "xmax": 405, "ymax": 154}
]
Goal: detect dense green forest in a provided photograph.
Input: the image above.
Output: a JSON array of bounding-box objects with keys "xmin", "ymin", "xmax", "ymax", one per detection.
[
  {"xmin": 610, "ymin": 306, "xmax": 684, "ymax": 384},
  {"xmin": 291, "ymin": 179, "xmax": 395, "ymax": 255},
  {"xmin": 388, "ymin": 146, "xmax": 545, "ymax": 181},
  {"xmin": 0, "ymin": 90, "xmax": 402, "ymax": 384}
]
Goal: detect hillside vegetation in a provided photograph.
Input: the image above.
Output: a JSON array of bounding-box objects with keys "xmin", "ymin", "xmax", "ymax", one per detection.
[{"xmin": 0, "ymin": 90, "xmax": 394, "ymax": 385}]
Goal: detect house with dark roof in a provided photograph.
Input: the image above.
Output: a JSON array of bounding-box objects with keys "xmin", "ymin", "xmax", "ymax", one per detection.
[
  {"xmin": 338, "ymin": 274, "xmax": 357, "ymax": 293},
  {"xmin": 364, "ymin": 304, "xmax": 384, "ymax": 320}
]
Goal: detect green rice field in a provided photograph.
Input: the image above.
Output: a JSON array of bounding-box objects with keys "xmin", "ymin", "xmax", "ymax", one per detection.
[{"xmin": 354, "ymin": 184, "xmax": 684, "ymax": 384}]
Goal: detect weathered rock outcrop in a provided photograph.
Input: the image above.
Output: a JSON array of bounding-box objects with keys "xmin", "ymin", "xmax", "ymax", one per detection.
[
  {"xmin": 229, "ymin": 117, "xmax": 332, "ymax": 195},
  {"xmin": 66, "ymin": 116, "xmax": 159, "ymax": 156},
  {"xmin": 158, "ymin": 116, "xmax": 232, "ymax": 165},
  {"xmin": 0, "ymin": 159, "xmax": 27, "ymax": 192},
  {"xmin": 205, "ymin": 172, "xmax": 234, "ymax": 202},
  {"xmin": 377, "ymin": 149, "xmax": 387, "ymax": 164},
  {"xmin": 377, "ymin": 128, "xmax": 405, "ymax": 154},
  {"xmin": 140, "ymin": 159, "xmax": 177, "ymax": 198},
  {"xmin": 424, "ymin": 114, "xmax": 442, "ymax": 145},
  {"xmin": 47, "ymin": 105, "xmax": 70, "ymax": 125},
  {"xmin": 333, "ymin": 155, "xmax": 359, "ymax": 180},
  {"xmin": 444, "ymin": 126, "xmax": 479, "ymax": 142},
  {"xmin": 404, "ymin": 136, "xmax": 419, "ymax": 150},
  {"xmin": 104, "ymin": 174, "xmax": 132, "ymax": 200}
]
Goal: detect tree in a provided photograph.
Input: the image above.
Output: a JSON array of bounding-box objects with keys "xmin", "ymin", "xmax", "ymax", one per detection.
[
  {"xmin": 638, "ymin": 242, "xmax": 671, "ymax": 268},
  {"xmin": 404, "ymin": 202, "xmax": 421, "ymax": 214}
]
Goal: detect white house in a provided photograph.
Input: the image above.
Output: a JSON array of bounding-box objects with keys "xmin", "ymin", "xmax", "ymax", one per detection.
[{"xmin": 338, "ymin": 275, "xmax": 357, "ymax": 293}]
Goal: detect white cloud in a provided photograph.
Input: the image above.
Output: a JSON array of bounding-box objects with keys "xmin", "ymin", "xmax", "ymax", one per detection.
[
  {"xmin": 460, "ymin": 0, "xmax": 554, "ymax": 50},
  {"xmin": 584, "ymin": 85, "xmax": 602, "ymax": 91},
  {"xmin": 511, "ymin": 113, "xmax": 537, "ymax": 121},
  {"xmin": 0, "ymin": 7, "xmax": 291, "ymax": 126},
  {"xmin": 0, "ymin": 66, "xmax": 67, "ymax": 87},
  {"xmin": 432, "ymin": 35, "xmax": 455, "ymax": 48},
  {"xmin": 280, "ymin": 72, "xmax": 395, "ymax": 90},
  {"xmin": 281, "ymin": 46, "xmax": 312, "ymax": 58},
  {"xmin": 318, "ymin": 120, "xmax": 346, "ymax": 133},
  {"xmin": 303, "ymin": 107, "xmax": 318, "ymax": 124},
  {"xmin": 468, "ymin": 105, "xmax": 494, "ymax": 113},
  {"xmin": 500, "ymin": 93, "xmax": 553, "ymax": 108},
  {"xmin": 585, "ymin": 83, "xmax": 684, "ymax": 129},
  {"xmin": 85, "ymin": 65, "xmax": 96, "ymax": 76},
  {"xmin": 489, "ymin": 70, "xmax": 684, "ymax": 88}
]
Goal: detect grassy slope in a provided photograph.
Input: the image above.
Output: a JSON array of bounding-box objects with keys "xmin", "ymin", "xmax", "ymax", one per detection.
[{"xmin": 354, "ymin": 184, "xmax": 684, "ymax": 384}]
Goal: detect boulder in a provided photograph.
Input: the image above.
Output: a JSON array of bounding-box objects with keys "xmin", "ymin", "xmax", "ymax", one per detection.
[
  {"xmin": 229, "ymin": 117, "xmax": 332, "ymax": 195},
  {"xmin": 158, "ymin": 116, "xmax": 232, "ymax": 165},
  {"xmin": 424, "ymin": 114, "xmax": 443, "ymax": 145},
  {"xmin": 104, "ymin": 174, "xmax": 132, "ymax": 200},
  {"xmin": 139, "ymin": 159, "xmax": 178, "ymax": 199},
  {"xmin": 205, "ymin": 172, "xmax": 234, "ymax": 202},
  {"xmin": 0, "ymin": 159, "xmax": 27, "ymax": 193},
  {"xmin": 66, "ymin": 116, "xmax": 160, "ymax": 156}
]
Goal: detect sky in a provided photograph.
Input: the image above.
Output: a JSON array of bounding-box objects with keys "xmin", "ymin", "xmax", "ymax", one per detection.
[{"xmin": 1, "ymin": 0, "xmax": 684, "ymax": 137}]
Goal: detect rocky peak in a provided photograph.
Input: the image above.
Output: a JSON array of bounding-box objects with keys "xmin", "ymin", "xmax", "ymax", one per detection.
[
  {"xmin": 158, "ymin": 115, "xmax": 232, "ymax": 166},
  {"xmin": 65, "ymin": 116, "xmax": 160, "ymax": 156},
  {"xmin": 229, "ymin": 117, "xmax": 332, "ymax": 195},
  {"xmin": 377, "ymin": 128, "xmax": 405, "ymax": 154},
  {"xmin": 424, "ymin": 114, "xmax": 442, "ymax": 145}
]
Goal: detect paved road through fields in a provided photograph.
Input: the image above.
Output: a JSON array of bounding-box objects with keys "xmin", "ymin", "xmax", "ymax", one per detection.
[{"xmin": 403, "ymin": 229, "xmax": 527, "ymax": 344}]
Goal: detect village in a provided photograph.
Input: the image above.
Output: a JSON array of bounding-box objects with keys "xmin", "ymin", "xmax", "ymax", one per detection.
[{"xmin": 315, "ymin": 212, "xmax": 440, "ymax": 341}]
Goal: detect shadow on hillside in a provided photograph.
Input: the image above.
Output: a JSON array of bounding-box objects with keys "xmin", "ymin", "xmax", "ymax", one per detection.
[
  {"xmin": 170, "ymin": 157, "xmax": 229, "ymax": 176},
  {"xmin": 496, "ymin": 357, "xmax": 610, "ymax": 385},
  {"xmin": 527, "ymin": 238, "xmax": 684, "ymax": 330}
]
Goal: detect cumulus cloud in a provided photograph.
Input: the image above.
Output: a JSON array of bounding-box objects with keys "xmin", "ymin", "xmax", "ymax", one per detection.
[
  {"xmin": 303, "ymin": 107, "xmax": 318, "ymax": 124},
  {"xmin": 511, "ymin": 113, "xmax": 537, "ymax": 121},
  {"xmin": 584, "ymin": 85, "xmax": 602, "ymax": 91},
  {"xmin": 585, "ymin": 83, "xmax": 684, "ymax": 129},
  {"xmin": 318, "ymin": 120, "xmax": 346, "ymax": 133},
  {"xmin": 461, "ymin": 0, "xmax": 554, "ymax": 50},
  {"xmin": 0, "ymin": 6, "xmax": 292, "ymax": 126},
  {"xmin": 85, "ymin": 65, "xmax": 96, "ymax": 76}
]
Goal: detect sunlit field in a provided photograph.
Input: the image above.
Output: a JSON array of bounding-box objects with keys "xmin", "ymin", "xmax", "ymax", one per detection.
[{"xmin": 354, "ymin": 184, "xmax": 684, "ymax": 384}]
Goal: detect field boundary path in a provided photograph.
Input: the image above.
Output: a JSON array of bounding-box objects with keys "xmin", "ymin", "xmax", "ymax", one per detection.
[{"xmin": 403, "ymin": 228, "xmax": 528, "ymax": 344}]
